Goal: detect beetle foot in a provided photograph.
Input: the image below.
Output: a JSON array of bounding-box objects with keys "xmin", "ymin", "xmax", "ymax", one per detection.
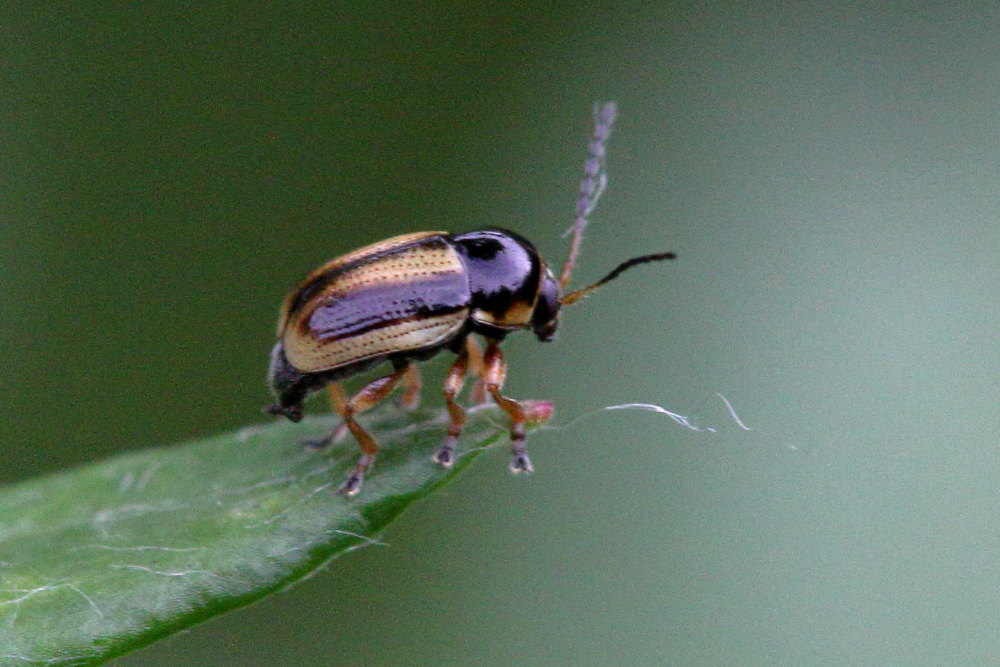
[
  {"xmin": 432, "ymin": 437, "xmax": 457, "ymax": 468},
  {"xmin": 303, "ymin": 431, "xmax": 333, "ymax": 451},
  {"xmin": 509, "ymin": 452, "xmax": 534, "ymax": 474},
  {"xmin": 337, "ymin": 471, "xmax": 365, "ymax": 497},
  {"xmin": 302, "ymin": 435, "xmax": 332, "ymax": 452},
  {"xmin": 302, "ymin": 423, "xmax": 348, "ymax": 452}
]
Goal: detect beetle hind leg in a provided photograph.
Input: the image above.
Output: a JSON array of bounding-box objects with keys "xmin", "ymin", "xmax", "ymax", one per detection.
[
  {"xmin": 332, "ymin": 367, "xmax": 408, "ymax": 496},
  {"xmin": 301, "ymin": 383, "xmax": 350, "ymax": 452},
  {"xmin": 433, "ymin": 347, "xmax": 470, "ymax": 468},
  {"xmin": 482, "ymin": 340, "xmax": 534, "ymax": 474}
]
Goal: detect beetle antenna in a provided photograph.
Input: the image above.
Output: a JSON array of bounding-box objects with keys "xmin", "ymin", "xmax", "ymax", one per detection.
[
  {"xmin": 561, "ymin": 252, "xmax": 676, "ymax": 306},
  {"xmin": 559, "ymin": 101, "xmax": 618, "ymax": 290}
]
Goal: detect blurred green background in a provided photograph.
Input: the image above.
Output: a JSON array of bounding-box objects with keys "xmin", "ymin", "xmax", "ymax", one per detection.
[{"xmin": 3, "ymin": 3, "xmax": 998, "ymax": 665}]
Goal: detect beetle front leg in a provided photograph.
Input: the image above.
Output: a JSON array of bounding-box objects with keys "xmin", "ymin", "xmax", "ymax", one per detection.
[
  {"xmin": 482, "ymin": 340, "xmax": 533, "ymax": 474},
  {"xmin": 433, "ymin": 347, "xmax": 469, "ymax": 468},
  {"xmin": 334, "ymin": 367, "xmax": 408, "ymax": 497}
]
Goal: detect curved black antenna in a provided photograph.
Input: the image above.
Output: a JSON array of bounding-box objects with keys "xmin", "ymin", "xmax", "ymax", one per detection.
[{"xmin": 561, "ymin": 252, "xmax": 676, "ymax": 306}]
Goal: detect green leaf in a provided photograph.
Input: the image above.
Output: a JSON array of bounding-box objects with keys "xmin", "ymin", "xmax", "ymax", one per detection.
[{"xmin": 0, "ymin": 403, "xmax": 524, "ymax": 665}]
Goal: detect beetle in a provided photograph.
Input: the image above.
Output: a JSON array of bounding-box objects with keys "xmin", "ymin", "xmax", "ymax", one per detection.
[{"xmin": 265, "ymin": 103, "xmax": 675, "ymax": 496}]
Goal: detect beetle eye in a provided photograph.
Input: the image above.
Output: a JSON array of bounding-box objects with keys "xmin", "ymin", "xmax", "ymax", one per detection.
[{"xmin": 531, "ymin": 272, "xmax": 561, "ymax": 342}]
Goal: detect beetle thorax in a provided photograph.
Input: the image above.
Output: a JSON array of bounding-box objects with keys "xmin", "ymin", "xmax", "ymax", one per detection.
[{"xmin": 452, "ymin": 228, "xmax": 552, "ymax": 335}]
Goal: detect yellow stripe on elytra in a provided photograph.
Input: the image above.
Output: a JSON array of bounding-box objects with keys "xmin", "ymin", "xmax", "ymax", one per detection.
[
  {"xmin": 324, "ymin": 243, "xmax": 462, "ymax": 295},
  {"xmin": 277, "ymin": 232, "xmax": 457, "ymax": 336},
  {"xmin": 281, "ymin": 235, "xmax": 469, "ymax": 372}
]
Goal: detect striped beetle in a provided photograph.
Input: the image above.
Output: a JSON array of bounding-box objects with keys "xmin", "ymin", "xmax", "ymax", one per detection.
[{"xmin": 266, "ymin": 103, "xmax": 675, "ymax": 496}]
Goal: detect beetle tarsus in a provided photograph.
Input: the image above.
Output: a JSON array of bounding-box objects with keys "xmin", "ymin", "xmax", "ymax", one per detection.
[
  {"xmin": 303, "ymin": 435, "xmax": 331, "ymax": 452},
  {"xmin": 432, "ymin": 437, "xmax": 457, "ymax": 468},
  {"xmin": 302, "ymin": 422, "xmax": 348, "ymax": 452},
  {"xmin": 337, "ymin": 471, "xmax": 365, "ymax": 497},
  {"xmin": 338, "ymin": 453, "xmax": 374, "ymax": 497},
  {"xmin": 301, "ymin": 427, "xmax": 338, "ymax": 452},
  {"xmin": 509, "ymin": 451, "xmax": 534, "ymax": 475}
]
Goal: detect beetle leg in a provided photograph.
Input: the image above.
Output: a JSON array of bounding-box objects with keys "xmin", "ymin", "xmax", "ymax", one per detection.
[
  {"xmin": 482, "ymin": 340, "xmax": 534, "ymax": 474},
  {"xmin": 398, "ymin": 361, "xmax": 422, "ymax": 411},
  {"xmin": 335, "ymin": 367, "xmax": 408, "ymax": 497},
  {"xmin": 432, "ymin": 347, "xmax": 470, "ymax": 468},
  {"xmin": 465, "ymin": 336, "xmax": 489, "ymax": 405},
  {"xmin": 302, "ymin": 383, "xmax": 349, "ymax": 451}
]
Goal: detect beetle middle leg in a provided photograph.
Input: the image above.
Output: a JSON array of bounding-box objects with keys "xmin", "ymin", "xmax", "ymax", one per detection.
[
  {"xmin": 482, "ymin": 339, "xmax": 534, "ymax": 474},
  {"xmin": 432, "ymin": 346, "xmax": 470, "ymax": 468},
  {"xmin": 397, "ymin": 361, "xmax": 422, "ymax": 411},
  {"xmin": 334, "ymin": 366, "xmax": 408, "ymax": 496},
  {"xmin": 465, "ymin": 336, "xmax": 489, "ymax": 405}
]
